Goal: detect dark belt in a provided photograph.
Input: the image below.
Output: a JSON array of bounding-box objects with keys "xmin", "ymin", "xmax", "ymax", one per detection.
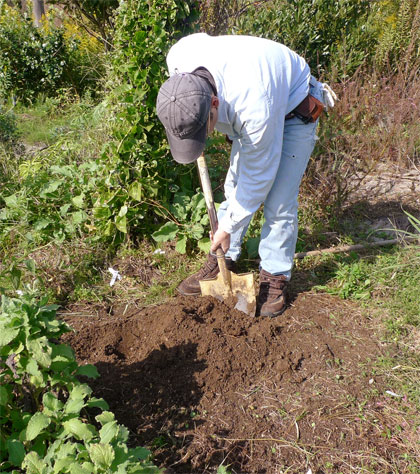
[{"xmin": 285, "ymin": 93, "xmax": 325, "ymax": 123}]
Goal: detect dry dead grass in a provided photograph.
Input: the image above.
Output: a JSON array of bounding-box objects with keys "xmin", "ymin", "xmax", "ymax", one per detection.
[{"xmin": 301, "ymin": 64, "xmax": 420, "ymax": 222}]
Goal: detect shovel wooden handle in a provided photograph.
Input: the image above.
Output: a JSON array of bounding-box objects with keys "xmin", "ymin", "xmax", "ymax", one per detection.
[{"xmin": 196, "ymin": 154, "xmax": 232, "ymax": 292}]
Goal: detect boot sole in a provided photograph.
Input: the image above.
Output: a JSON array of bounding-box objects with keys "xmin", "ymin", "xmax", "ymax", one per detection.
[
  {"xmin": 176, "ymin": 287, "xmax": 201, "ymax": 297},
  {"xmin": 259, "ymin": 305, "xmax": 287, "ymax": 318}
]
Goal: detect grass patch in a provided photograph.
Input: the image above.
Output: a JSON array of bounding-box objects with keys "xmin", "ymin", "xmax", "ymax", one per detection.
[
  {"xmin": 14, "ymin": 93, "xmax": 107, "ymax": 146},
  {"xmin": 311, "ymin": 243, "xmax": 420, "ymax": 407}
]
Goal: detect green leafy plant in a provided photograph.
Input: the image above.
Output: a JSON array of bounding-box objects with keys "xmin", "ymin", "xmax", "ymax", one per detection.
[
  {"xmin": 0, "ymin": 290, "xmax": 161, "ymax": 473},
  {"xmin": 92, "ymin": 0, "xmax": 200, "ymax": 244},
  {"xmin": 0, "ymin": 158, "xmax": 103, "ymax": 245},
  {"xmin": 151, "ymin": 190, "xmax": 210, "ymax": 254},
  {"xmin": 0, "ymin": 108, "xmax": 20, "ymax": 145},
  {"xmin": 316, "ymin": 257, "xmax": 372, "ymax": 300},
  {"xmin": 230, "ymin": 0, "xmax": 378, "ymax": 79},
  {"xmin": 0, "ymin": 5, "xmax": 105, "ymax": 102}
]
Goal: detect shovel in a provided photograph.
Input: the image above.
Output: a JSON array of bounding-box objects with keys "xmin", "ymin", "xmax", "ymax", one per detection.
[{"xmin": 196, "ymin": 154, "xmax": 256, "ymax": 316}]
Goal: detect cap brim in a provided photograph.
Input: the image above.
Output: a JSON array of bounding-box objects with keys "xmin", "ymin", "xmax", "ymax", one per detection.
[{"xmin": 166, "ymin": 121, "xmax": 206, "ymax": 164}]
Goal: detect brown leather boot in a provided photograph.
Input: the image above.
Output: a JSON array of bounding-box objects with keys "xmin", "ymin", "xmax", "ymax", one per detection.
[
  {"xmin": 177, "ymin": 254, "xmax": 235, "ymax": 296},
  {"xmin": 257, "ymin": 269, "xmax": 288, "ymax": 317}
]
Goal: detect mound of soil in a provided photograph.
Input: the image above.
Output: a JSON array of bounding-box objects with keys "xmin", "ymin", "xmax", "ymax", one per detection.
[{"xmin": 62, "ymin": 293, "xmax": 404, "ymax": 473}]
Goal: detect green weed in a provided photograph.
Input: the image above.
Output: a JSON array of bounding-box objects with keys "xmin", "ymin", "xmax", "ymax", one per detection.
[{"xmin": 0, "ymin": 291, "xmax": 160, "ymax": 472}]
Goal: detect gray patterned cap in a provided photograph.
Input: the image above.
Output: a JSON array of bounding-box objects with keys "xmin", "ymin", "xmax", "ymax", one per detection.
[{"xmin": 157, "ymin": 73, "xmax": 213, "ymax": 164}]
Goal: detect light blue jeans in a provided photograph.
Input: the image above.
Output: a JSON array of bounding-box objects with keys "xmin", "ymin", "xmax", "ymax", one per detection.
[{"xmin": 218, "ymin": 77, "xmax": 324, "ymax": 280}]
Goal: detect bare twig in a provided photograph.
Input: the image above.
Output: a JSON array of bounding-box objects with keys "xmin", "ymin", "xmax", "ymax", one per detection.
[{"xmin": 294, "ymin": 236, "xmax": 419, "ymax": 259}]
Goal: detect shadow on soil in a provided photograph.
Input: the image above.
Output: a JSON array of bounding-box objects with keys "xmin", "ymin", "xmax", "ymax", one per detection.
[{"xmin": 91, "ymin": 342, "xmax": 207, "ymax": 463}]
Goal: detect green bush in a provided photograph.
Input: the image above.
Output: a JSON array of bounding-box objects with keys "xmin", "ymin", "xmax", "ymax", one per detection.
[
  {"xmin": 0, "ymin": 7, "xmax": 68, "ymax": 102},
  {"xmin": 0, "ymin": 5, "xmax": 106, "ymax": 102},
  {"xmin": 91, "ymin": 0, "xmax": 202, "ymax": 245},
  {"xmin": 229, "ymin": 0, "xmax": 378, "ymax": 79},
  {"xmin": 0, "ymin": 109, "xmax": 19, "ymax": 145},
  {"xmin": 0, "ymin": 288, "xmax": 160, "ymax": 473}
]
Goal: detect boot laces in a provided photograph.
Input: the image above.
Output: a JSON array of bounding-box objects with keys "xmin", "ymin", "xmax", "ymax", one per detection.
[
  {"xmin": 259, "ymin": 274, "xmax": 286, "ymax": 301},
  {"xmin": 196, "ymin": 257, "xmax": 218, "ymax": 279}
]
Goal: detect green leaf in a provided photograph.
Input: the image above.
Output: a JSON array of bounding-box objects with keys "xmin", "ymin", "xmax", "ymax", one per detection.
[
  {"xmin": 64, "ymin": 398, "xmax": 85, "ymax": 414},
  {"xmin": 7, "ymin": 439, "xmax": 25, "ymax": 466},
  {"xmin": 76, "ymin": 364, "xmax": 99, "ymax": 379},
  {"xmin": 118, "ymin": 205, "xmax": 128, "ymax": 217},
  {"xmin": 26, "ymin": 412, "xmax": 51, "ymax": 441},
  {"xmin": 41, "ymin": 179, "xmax": 63, "ymax": 196},
  {"xmin": 69, "ymin": 383, "xmax": 92, "ymax": 401},
  {"xmin": 93, "ymin": 206, "xmax": 111, "ymax": 219},
  {"xmin": 51, "ymin": 343, "xmax": 74, "ymax": 362},
  {"xmin": 72, "ymin": 194, "xmax": 85, "ymax": 209},
  {"xmin": 51, "ymin": 165, "xmax": 73, "ymax": 177},
  {"xmin": 22, "ymin": 451, "xmax": 46, "ymax": 474},
  {"xmin": 130, "ymin": 446, "xmax": 151, "ymax": 461},
  {"xmin": 27, "ymin": 339, "xmax": 52, "ymax": 368},
  {"xmin": 103, "ymin": 219, "xmax": 114, "ymax": 236},
  {"xmin": 72, "ymin": 211, "xmax": 86, "ymax": 225},
  {"xmin": 88, "ymin": 443, "xmax": 115, "ymax": 469},
  {"xmin": 115, "ymin": 215, "xmax": 127, "ymax": 233},
  {"xmin": 191, "ymin": 195, "xmax": 206, "ymax": 222},
  {"xmin": 96, "ymin": 411, "xmax": 115, "ymax": 425},
  {"xmin": 152, "ymin": 221, "xmax": 178, "ymax": 242},
  {"xmin": 117, "ymin": 424, "xmax": 129, "ymax": 443},
  {"xmin": 60, "ymin": 203, "xmax": 71, "ymax": 216},
  {"xmin": 42, "ymin": 392, "xmax": 64, "ymax": 413},
  {"xmin": 0, "ymin": 385, "xmax": 9, "ymax": 405},
  {"xmin": 26, "ymin": 359, "xmax": 42, "ymax": 379},
  {"xmin": 68, "ymin": 462, "xmax": 94, "ymax": 474},
  {"xmin": 128, "ymin": 181, "xmax": 142, "ymax": 201},
  {"xmin": 0, "ymin": 326, "xmax": 20, "ymax": 347},
  {"xmin": 63, "ymin": 418, "xmax": 95, "ymax": 441},
  {"xmin": 175, "ymin": 235, "xmax": 187, "ymax": 254},
  {"xmin": 189, "ymin": 223, "xmax": 204, "ymax": 240},
  {"xmin": 34, "ymin": 218, "xmax": 51, "ymax": 231},
  {"xmin": 24, "ymin": 259, "xmax": 36, "ymax": 273},
  {"xmin": 53, "ymin": 457, "xmax": 73, "ymax": 473},
  {"xmin": 217, "ymin": 465, "xmax": 231, "ymax": 474},
  {"xmin": 87, "ymin": 397, "xmax": 109, "ymax": 411},
  {"xmin": 4, "ymin": 193, "xmax": 18, "ymax": 208},
  {"xmin": 171, "ymin": 202, "xmax": 188, "ymax": 221},
  {"xmin": 246, "ymin": 237, "xmax": 260, "ymax": 259},
  {"xmin": 10, "ymin": 265, "xmax": 22, "ymax": 290},
  {"xmin": 197, "ymin": 237, "xmax": 211, "ymax": 254},
  {"xmin": 99, "ymin": 421, "xmax": 119, "ymax": 444}
]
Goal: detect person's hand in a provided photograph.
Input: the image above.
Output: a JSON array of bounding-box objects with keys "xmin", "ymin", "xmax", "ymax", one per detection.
[{"xmin": 210, "ymin": 228, "xmax": 230, "ymax": 254}]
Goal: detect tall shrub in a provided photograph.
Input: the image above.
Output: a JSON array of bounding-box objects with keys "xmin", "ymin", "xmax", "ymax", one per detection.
[
  {"xmin": 0, "ymin": 6, "xmax": 69, "ymax": 102},
  {"xmin": 93, "ymin": 1, "xmax": 200, "ymax": 243},
  {"xmin": 0, "ymin": 5, "xmax": 106, "ymax": 102},
  {"xmin": 229, "ymin": 0, "xmax": 378, "ymax": 79}
]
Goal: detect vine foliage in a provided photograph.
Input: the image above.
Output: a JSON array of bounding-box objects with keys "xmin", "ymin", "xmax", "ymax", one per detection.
[{"xmin": 93, "ymin": 0, "xmax": 201, "ymax": 244}]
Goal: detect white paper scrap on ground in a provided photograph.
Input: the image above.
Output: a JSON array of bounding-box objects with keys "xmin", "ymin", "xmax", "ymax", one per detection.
[
  {"xmin": 153, "ymin": 249, "xmax": 165, "ymax": 255},
  {"xmin": 306, "ymin": 469, "xmax": 313, "ymax": 474},
  {"xmin": 108, "ymin": 267, "xmax": 122, "ymax": 287},
  {"xmin": 385, "ymin": 390, "xmax": 402, "ymax": 398}
]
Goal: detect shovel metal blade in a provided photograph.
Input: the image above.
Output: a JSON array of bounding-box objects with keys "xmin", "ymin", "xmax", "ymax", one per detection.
[{"xmin": 199, "ymin": 271, "xmax": 256, "ymax": 316}]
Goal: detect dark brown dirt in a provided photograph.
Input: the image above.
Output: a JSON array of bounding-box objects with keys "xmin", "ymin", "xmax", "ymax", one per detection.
[{"xmin": 62, "ymin": 292, "xmax": 410, "ymax": 473}]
